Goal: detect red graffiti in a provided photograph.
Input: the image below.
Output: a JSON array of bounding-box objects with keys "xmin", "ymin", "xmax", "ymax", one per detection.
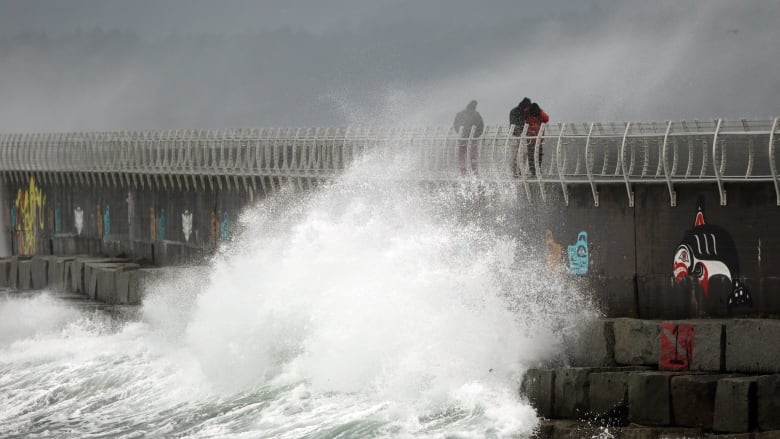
[{"xmin": 659, "ymin": 322, "xmax": 694, "ymax": 371}]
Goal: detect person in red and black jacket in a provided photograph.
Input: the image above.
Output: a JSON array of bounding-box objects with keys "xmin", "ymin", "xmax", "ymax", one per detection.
[{"xmin": 524, "ymin": 102, "xmax": 549, "ymax": 176}]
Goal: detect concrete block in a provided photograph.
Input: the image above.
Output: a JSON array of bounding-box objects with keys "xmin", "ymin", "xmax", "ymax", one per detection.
[
  {"xmin": 621, "ymin": 426, "xmax": 703, "ymax": 439},
  {"xmin": 614, "ymin": 318, "xmax": 660, "ymax": 366},
  {"xmin": 755, "ymin": 432, "xmax": 780, "ymax": 439},
  {"xmin": 66, "ymin": 259, "xmax": 82, "ymax": 293},
  {"xmin": 95, "ymin": 268, "xmax": 117, "ymax": 303},
  {"xmin": 627, "ymin": 372, "xmax": 674, "ymax": 426},
  {"xmin": 47, "ymin": 257, "xmax": 74, "ymax": 291},
  {"xmin": 95, "ymin": 264, "xmax": 139, "ymax": 304},
  {"xmin": 9, "ymin": 257, "xmax": 19, "ymax": 289},
  {"xmin": 52, "ymin": 234, "xmax": 78, "ymax": 256},
  {"xmin": 589, "ymin": 371, "xmax": 631, "ymax": 420},
  {"xmin": 553, "ymin": 368, "xmax": 595, "ymax": 419},
  {"xmin": 0, "ymin": 258, "xmax": 11, "ymax": 287},
  {"xmin": 670, "ymin": 375, "xmax": 720, "ymax": 429},
  {"xmin": 726, "ymin": 319, "xmax": 780, "ymax": 373},
  {"xmin": 117, "ymin": 271, "xmax": 131, "ymax": 304},
  {"xmin": 17, "ymin": 259, "xmax": 32, "ymax": 290},
  {"xmin": 129, "ymin": 241, "xmax": 154, "ymax": 265},
  {"xmin": 129, "ymin": 268, "xmax": 165, "ymax": 304},
  {"xmin": 713, "ymin": 376, "xmax": 757, "ymax": 433},
  {"xmin": 153, "ymin": 240, "xmax": 184, "ymax": 266},
  {"xmin": 565, "ymin": 319, "xmax": 616, "ymax": 368},
  {"xmin": 690, "ymin": 320, "xmax": 725, "ymax": 372},
  {"xmin": 757, "ymin": 375, "xmax": 780, "ymax": 431},
  {"xmin": 31, "ymin": 256, "xmax": 49, "ymax": 289},
  {"xmin": 521, "ymin": 369, "xmax": 555, "ymax": 419}
]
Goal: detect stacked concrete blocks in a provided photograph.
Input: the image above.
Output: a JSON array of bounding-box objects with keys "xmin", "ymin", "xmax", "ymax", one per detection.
[
  {"xmin": 726, "ymin": 319, "xmax": 780, "ymax": 373},
  {"xmin": 713, "ymin": 377, "xmax": 758, "ymax": 433},
  {"xmin": 670, "ymin": 375, "xmax": 722, "ymax": 429},
  {"xmin": 613, "ymin": 318, "xmax": 659, "ymax": 366},
  {"xmin": 521, "ymin": 369, "xmax": 555, "ymax": 419},
  {"xmin": 17, "ymin": 258, "xmax": 33, "ymax": 290},
  {"xmin": 756, "ymin": 375, "xmax": 780, "ymax": 431}
]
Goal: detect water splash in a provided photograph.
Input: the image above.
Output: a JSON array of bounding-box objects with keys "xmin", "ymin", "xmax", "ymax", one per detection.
[{"xmin": 0, "ymin": 149, "xmax": 599, "ymax": 438}]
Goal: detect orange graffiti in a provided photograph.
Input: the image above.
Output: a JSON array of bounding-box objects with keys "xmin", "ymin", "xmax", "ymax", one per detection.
[
  {"xmin": 149, "ymin": 207, "xmax": 157, "ymax": 242},
  {"xmin": 545, "ymin": 229, "xmax": 564, "ymax": 272},
  {"xmin": 211, "ymin": 210, "xmax": 219, "ymax": 247},
  {"xmin": 14, "ymin": 177, "xmax": 46, "ymax": 255}
]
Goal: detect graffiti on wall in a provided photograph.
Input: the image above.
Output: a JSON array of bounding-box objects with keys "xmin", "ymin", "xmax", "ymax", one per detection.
[
  {"xmin": 74, "ymin": 207, "xmax": 84, "ymax": 235},
  {"xmin": 157, "ymin": 208, "xmax": 166, "ymax": 241},
  {"xmin": 659, "ymin": 322, "xmax": 694, "ymax": 371},
  {"xmin": 545, "ymin": 229, "xmax": 590, "ymax": 275},
  {"xmin": 103, "ymin": 205, "xmax": 111, "ymax": 237},
  {"xmin": 545, "ymin": 230, "xmax": 564, "ymax": 272},
  {"xmin": 672, "ymin": 199, "xmax": 750, "ymax": 308},
  {"xmin": 567, "ymin": 231, "xmax": 589, "ymax": 275},
  {"xmin": 54, "ymin": 206, "xmax": 62, "ymax": 234},
  {"xmin": 96, "ymin": 204, "xmax": 104, "ymax": 238},
  {"xmin": 149, "ymin": 208, "xmax": 156, "ymax": 242},
  {"xmin": 126, "ymin": 191, "xmax": 135, "ymax": 237},
  {"xmin": 182, "ymin": 209, "xmax": 193, "ymax": 243},
  {"xmin": 211, "ymin": 210, "xmax": 219, "ymax": 246},
  {"xmin": 220, "ymin": 211, "xmax": 229, "ymax": 242},
  {"xmin": 14, "ymin": 177, "xmax": 47, "ymax": 254}
]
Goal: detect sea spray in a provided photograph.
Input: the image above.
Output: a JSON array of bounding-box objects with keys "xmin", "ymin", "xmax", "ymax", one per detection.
[{"xmin": 0, "ymin": 149, "xmax": 599, "ymax": 438}]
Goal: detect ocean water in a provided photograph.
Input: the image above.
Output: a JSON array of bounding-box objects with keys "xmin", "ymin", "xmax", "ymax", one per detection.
[{"xmin": 0, "ymin": 151, "xmax": 599, "ymax": 438}]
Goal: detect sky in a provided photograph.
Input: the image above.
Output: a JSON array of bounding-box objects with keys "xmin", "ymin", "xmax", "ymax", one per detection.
[{"xmin": 0, "ymin": 0, "xmax": 778, "ymax": 132}]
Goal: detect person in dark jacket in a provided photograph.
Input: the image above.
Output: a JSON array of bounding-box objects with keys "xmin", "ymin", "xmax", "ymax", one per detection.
[
  {"xmin": 453, "ymin": 100, "xmax": 484, "ymax": 175},
  {"xmin": 525, "ymin": 102, "xmax": 549, "ymax": 176},
  {"xmin": 509, "ymin": 97, "xmax": 531, "ymax": 176}
]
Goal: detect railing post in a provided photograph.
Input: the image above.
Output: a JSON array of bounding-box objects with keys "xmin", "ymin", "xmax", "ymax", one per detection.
[
  {"xmin": 769, "ymin": 116, "xmax": 780, "ymax": 206},
  {"xmin": 661, "ymin": 120, "xmax": 677, "ymax": 207},
  {"xmin": 555, "ymin": 123, "xmax": 569, "ymax": 206},
  {"xmin": 712, "ymin": 118, "xmax": 726, "ymax": 205},
  {"xmin": 584, "ymin": 122, "xmax": 599, "ymax": 207},
  {"xmin": 619, "ymin": 121, "xmax": 635, "ymax": 207}
]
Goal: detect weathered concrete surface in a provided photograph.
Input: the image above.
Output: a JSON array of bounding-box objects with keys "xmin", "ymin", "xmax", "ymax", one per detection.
[
  {"xmin": 521, "ymin": 368, "xmax": 555, "ymax": 419},
  {"xmin": 588, "ymin": 371, "xmax": 630, "ymax": 420},
  {"xmin": 0, "ymin": 257, "xmax": 10, "ymax": 287},
  {"xmin": 553, "ymin": 367, "xmax": 608, "ymax": 419},
  {"xmin": 670, "ymin": 374, "xmax": 721, "ymax": 429},
  {"xmin": 564, "ymin": 319, "xmax": 616, "ymax": 368},
  {"xmin": 689, "ymin": 320, "xmax": 725, "ymax": 372},
  {"xmin": 614, "ymin": 318, "xmax": 660, "ymax": 366},
  {"xmin": 533, "ymin": 420, "xmax": 704, "ymax": 439},
  {"xmin": 757, "ymin": 375, "xmax": 780, "ymax": 431},
  {"xmin": 713, "ymin": 376, "xmax": 758, "ymax": 433},
  {"xmin": 30, "ymin": 256, "xmax": 50, "ymax": 290},
  {"xmin": 726, "ymin": 319, "xmax": 780, "ymax": 373},
  {"xmin": 17, "ymin": 259, "xmax": 32, "ymax": 290},
  {"xmin": 627, "ymin": 372, "xmax": 676, "ymax": 426}
]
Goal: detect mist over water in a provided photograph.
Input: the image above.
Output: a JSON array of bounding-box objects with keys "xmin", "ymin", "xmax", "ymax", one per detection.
[{"xmin": 0, "ymin": 150, "xmax": 599, "ymax": 438}]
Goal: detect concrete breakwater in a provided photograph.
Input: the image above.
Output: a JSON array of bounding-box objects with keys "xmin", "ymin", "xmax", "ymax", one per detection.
[
  {"xmin": 0, "ymin": 254, "xmax": 198, "ymax": 305},
  {"xmin": 526, "ymin": 318, "xmax": 780, "ymax": 437}
]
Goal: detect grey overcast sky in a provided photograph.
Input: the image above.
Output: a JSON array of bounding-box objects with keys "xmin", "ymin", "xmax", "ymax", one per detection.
[{"xmin": 0, "ymin": 0, "xmax": 778, "ymax": 132}]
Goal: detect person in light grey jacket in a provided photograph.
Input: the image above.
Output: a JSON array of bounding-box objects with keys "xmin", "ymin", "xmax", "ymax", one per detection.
[{"xmin": 453, "ymin": 100, "xmax": 484, "ymax": 175}]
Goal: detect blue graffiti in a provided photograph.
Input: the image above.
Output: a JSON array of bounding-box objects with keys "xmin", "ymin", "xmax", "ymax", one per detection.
[
  {"xmin": 220, "ymin": 211, "xmax": 229, "ymax": 242},
  {"xmin": 103, "ymin": 205, "xmax": 111, "ymax": 236},
  {"xmin": 567, "ymin": 231, "xmax": 589, "ymax": 275},
  {"xmin": 54, "ymin": 206, "xmax": 62, "ymax": 233},
  {"xmin": 10, "ymin": 205, "xmax": 16, "ymax": 228},
  {"xmin": 157, "ymin": 208, "xmax": 166, "ymax": 241}
]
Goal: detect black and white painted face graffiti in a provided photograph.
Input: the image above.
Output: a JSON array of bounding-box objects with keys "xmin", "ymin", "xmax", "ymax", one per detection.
[{"xmin": 672, "ymin": 200, "xmax": 750, "ymax": 307}]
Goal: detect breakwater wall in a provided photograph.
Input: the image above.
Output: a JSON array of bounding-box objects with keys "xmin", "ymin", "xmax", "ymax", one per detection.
[
  {"xmin": 3, "ymin": 177, "xmax": 779, "ymax": 319},
  {"xmin": 1, "ymin": 119, "xmax": 779, "ymax": 320},
  {"xmin": 526, "ymin": 318, "xmax": 780, "ymax": 437}
]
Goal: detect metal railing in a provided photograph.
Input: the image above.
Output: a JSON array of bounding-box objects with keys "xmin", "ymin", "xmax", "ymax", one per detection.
[{"xmin": 1, "ymin": 118, "xmax": 778, "ymax": 206}]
